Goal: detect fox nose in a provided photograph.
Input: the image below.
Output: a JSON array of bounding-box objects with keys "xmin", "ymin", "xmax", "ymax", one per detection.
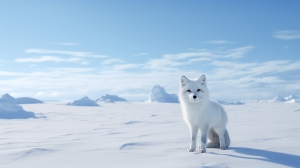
[{"xmin": 193, "ymin": 95, "xmax": 197, "ymax": 99}]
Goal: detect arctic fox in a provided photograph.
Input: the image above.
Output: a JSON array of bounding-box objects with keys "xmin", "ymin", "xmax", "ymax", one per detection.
[{"xmin": 179, "ymin": 75, "xmax": 230, "ymax": 153}]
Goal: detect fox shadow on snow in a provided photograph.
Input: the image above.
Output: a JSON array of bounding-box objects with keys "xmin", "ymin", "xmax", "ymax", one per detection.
[{"xmin": 214, "ymin": 147, "xmax": 300, "ymax": 167}]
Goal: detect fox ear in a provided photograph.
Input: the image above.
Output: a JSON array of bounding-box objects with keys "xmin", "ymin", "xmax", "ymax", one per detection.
[
  {"xmin": 197, "ymin": 74, "xmax": 206, "ymax": 86},
  {"xmin": 181, "ymin": 76, "xmax": 189, "ymax": 87}
]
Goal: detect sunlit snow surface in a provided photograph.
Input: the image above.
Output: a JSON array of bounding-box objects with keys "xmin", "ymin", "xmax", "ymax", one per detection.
[{"xmin": 1, "ymin": 102, "xmax": 300, "ymax": 168}]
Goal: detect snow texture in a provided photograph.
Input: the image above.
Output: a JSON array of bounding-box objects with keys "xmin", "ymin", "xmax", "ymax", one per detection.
[
  {"xmin": 148, "ymin": 85, "xmax": 179, "ymax": 103},
  {"xmin": 69, "ymin": 96, "xmax": 99, "ymax": 106},
  {"xmin": 0, "ymin": 94, "xmax": 36, "ymax": 119},
  {"xmin": 96, "ymin": 94, "xmax": 127, "ymax": 102},
  {"xmin": 0, "ymin": 102, "xmax": 300, "ymax": 167},
  {"xmin": 16, "ymin": 97, "xmax": 43, "ymax": 104},
  {"xmin": 218, "ymin": 100, "xmax": 244, "ymax": 105}
]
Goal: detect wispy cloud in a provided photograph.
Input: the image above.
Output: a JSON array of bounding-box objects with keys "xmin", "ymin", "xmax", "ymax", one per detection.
[
  {"xmin": 81, "ymin": 61, "xmax": 89, "ymax": 65},
  {"xmin": 223, "ymin": 46, "xmax": 253, "ymax": 58},
  {"xmin": 134, "ymin": 52, "xmax": 148, "ymax": 56},
  {"xmin": 143, "ymin": 46, "xmax": 254, "ymax": 72},
  {"xmin": 24, "ymin": 49, "xmax": 109, "ymax": 58},
  {"xmin": 163, "ymin": 51, "xmax": 214, "ymax": 60},
  {"xmin": 100, "ymin": 58, "xmax": 125, "ymax": 65},
  {"xmin": 111, "ymin": 64, "xmax": 142, "ymax": 71},
  {"xmin": 203, "ymin": 40, "xmax": 235, "ymax": 44},
  {"xmin": 273, "ymin": 30, "xmax": 300, "ymax": 40},
  {"xmin": 15, "ymin": 56, "xmax": 81, "ymax": 63},
  {"xmin": 55, "ymin": 42, "xmax": 80, "ymax": 46},
  {"xmin": 209, "ymin": 60, "xmax": 300, "ymax": 78}
]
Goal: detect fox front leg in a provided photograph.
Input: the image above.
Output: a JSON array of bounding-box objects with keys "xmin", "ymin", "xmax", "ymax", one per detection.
[
  {"xmin": 189, "ymin": 126, "xmax": 198, "ymax": 152},
  {"xmin": 199, "ymin": 125, "xmax": 208, "ymax": 153}
]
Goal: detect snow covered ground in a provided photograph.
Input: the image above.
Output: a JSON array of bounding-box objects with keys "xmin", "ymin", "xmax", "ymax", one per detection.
[{"xmin": 0, "ymin": 102, "xmax": 300, "ymax": 168}]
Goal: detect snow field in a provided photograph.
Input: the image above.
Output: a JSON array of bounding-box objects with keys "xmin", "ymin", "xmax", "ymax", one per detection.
[{"xmin": 0, "ymin": 102, "xmax": 300, "ymax": 168}]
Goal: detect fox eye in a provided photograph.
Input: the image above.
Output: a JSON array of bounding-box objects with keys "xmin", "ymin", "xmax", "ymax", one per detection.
[
  {"xmin": 197, "ymin": 89, "xmax": 201, "ymax": 92},
  {"xmin": 187, "ymin": 90, "xmax": 191, "ymax": 92}
]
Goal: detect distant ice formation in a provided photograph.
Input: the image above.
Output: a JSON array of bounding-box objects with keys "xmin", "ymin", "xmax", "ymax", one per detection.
[
  {"xmin": 284, "ymin": 95, "xmax": 300, "ymax": 103},
  {"xmin": 285, "ymin": 95, "xmax": 300, "ymax": 101},
  {"xmin": 68, "ymin": 96, "xmax": 99, "ymax": 106},
  {"xmin": 147, "ymin": 85, "xmax": 179, "ymax": 103},
  {"xmin": 1, "ymin": 93, "xmax": 17, "ymax": 105},
  {"xmin": 0, "ymin": 94, "xmax": 36, "ymax": 119},
  {"xmin": 270, "ymin": 95, "xmax": 286, "ymax": 102},
  {"xmin": 96, "ymin": 94, "xmax": 127, "ymax": 103},
  {"xmin": 269, "ymin": 95, "xmax": 299, "ymax": 103},
  {"xmin": 103, "ymin": 99, "xmax": 115, "ymax": 103},
  {"xmin": 241, "ymin": 95, "xmax": 300, "ymax": 103}
]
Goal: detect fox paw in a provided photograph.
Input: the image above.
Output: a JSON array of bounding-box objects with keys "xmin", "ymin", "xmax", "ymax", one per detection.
[
  {"xmin": 199, "ymin": 148, "xmax": 206, "ymax": 153},
  {"xmin": 189, "ymin": 148, "xmax": 195, "ymax": 152},
  {"xmin": 220, "ymin": 146, "xmax": 226, "ymax": 150}
]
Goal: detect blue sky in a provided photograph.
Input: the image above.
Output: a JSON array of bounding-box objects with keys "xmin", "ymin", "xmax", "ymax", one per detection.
[{"xmin": 1, "ymin": 0, "xmax": 300, "ymax": 101}]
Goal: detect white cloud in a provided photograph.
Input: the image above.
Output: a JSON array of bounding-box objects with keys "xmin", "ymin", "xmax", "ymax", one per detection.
[
  {"xmin": 203, "ymin": 40, "xmax": 235, "ymax": 44},
  {"xmin": 29, "ymin": 64, "xmax": 37, "ymax": 67},
  {"xmin": 223, "ymin": 46, "xmax": 253, "ymax": 58},
  {"xmin": 24, "ymin": 49, "xmax": 109, "ymax": 58},
  {"xmin": 50, "ymin": 92, "xmax": 58, "ymax": 97},
  {"xmin": 101, "ymin": 58, "xmax": 125, "ymax": 65},
  {"xmin": 273, "ymin": 30, "xmax": 300, "ymax": 40},
  {"xmin": 110, "ymin": 64, "xmax": 142, "ymax": 71},
  {"xmin": 286, "ymin": 82, "xmax": 300, "ymax": 91},
  {"xmin": 142, "ymin": 46, "xmax": 253, "ymax": 72},
  {"xmin": 134, "ymin": 52, "xmax": 148, "ymax": 56},
  {"xmin": 15, "ymin": 56, "xmax": 81, "ymax": 63},
  {"xmin": 2, "ymin": 45, "xmax": 300, "ymax": 101},
  {"xmin": 247, "ymin": 60, "xmax": 300, "ymax": 76},
  {"xmin": 208, "ymin": 60, "xmax": 300, "ymax": 79},
  {"xmin": 144, "ymin": 58, "xmax": 183, "ymax": 71},
  {"xmin": 81, "ymin": 61, "xmax": 89, "ymax": 65},
  {"xmin": 163, "ymin": 51, "xmax": 215, "ymax": 60},
  {"xmin": 0, "ymin": 71, "xmax": 27, "ymax": 76},
  {"xmin": 55, "ymin": 42, "xmax": 80, "ymax": 46},
  {"xmin": 1, "ymin": 58, "xmax": 299, "ymax": 101},
  {"xmin": 36, "ymin": 92, "xmax": 43, "ymax": 96}
]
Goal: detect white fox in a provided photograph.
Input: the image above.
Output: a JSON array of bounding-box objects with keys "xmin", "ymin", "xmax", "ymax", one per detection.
[{"xmin": 179, "ymin": 75, "xmax": 230, "ymax": 153}]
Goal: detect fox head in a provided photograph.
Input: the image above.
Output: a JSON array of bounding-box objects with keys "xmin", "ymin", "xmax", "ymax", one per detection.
[{"xmin": 179, "ymin": 74, "xmax": 209, "ymax": 103}]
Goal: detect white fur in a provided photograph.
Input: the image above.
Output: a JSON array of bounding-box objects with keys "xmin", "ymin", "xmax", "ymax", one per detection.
[{"xmin": 179, "ymin": 75, "xmax": 230, "ymax": 153}]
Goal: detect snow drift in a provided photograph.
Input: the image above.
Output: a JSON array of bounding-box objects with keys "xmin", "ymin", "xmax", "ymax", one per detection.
[
  {"xmin": 0, "ymin": 94, "xmax": 36, "ymax": 119},
  {"xmin": 147, "ymin": 85, "xmax": 178, "ymax": 103}
]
